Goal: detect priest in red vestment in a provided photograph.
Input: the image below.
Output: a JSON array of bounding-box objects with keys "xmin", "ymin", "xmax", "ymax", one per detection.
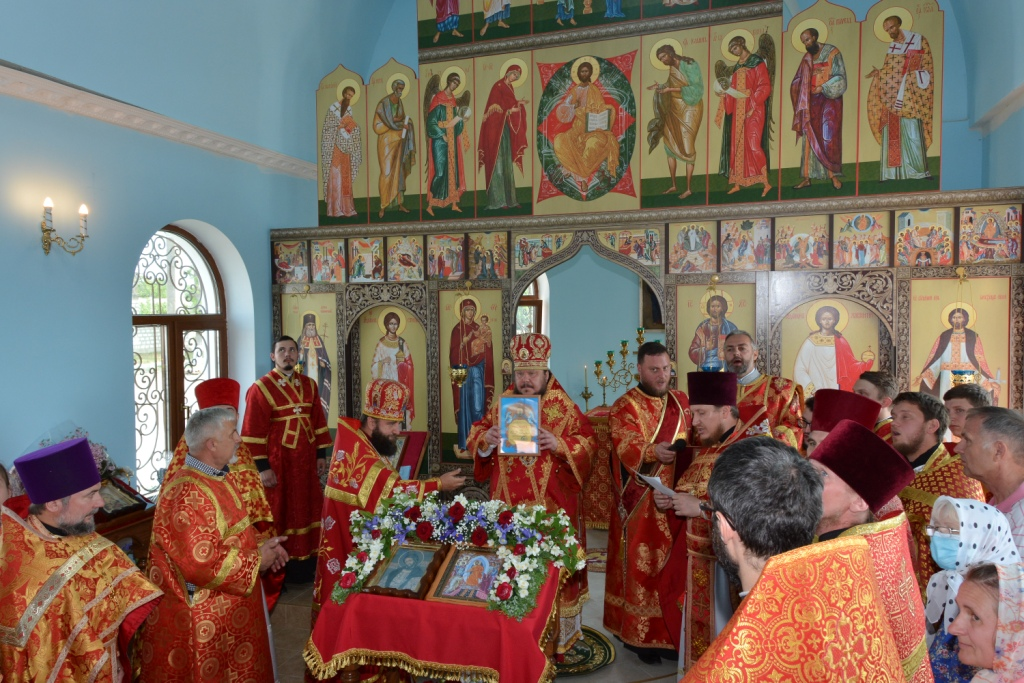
[
  {"xmin": 1, "ymin": 439, "xmax": 162, "ymax": 681},
  {"xmin": 654, "ymin": 372, "xmax": 750, "ymax": 668},
  {"xmin": 683, "ymin": 437, "xmax": 905, "ymax": 681},
  {"xmin": 801, "ymin": 388, "xmax": 882, "ymax": 455},
  {"xmin": 892, "ymin": 392, "xmax": 985, "ymax": 593},
  {"xmin": 810, "ymin": 421, "xmax": 930, "ymax": 682},
  {"xmin": 311, "ymin": 379, "xmax": 465, "ymax": 633},
  {"xmin": 467, "ymin": 333, "xmax": 597, "ymax": 654},
  {"xmin": 724, "ymin": 331, "xmax": 803, "ymax": 448},
  {"xmin": 604, "ymin": 342, "xmax": 691, "ymax": 663},
  {"xmin": 155, "ymin": 377, "xmax": 283, "ymax": 609},
  {"xmin": 140, "ymin": 407, "xmax": 288, "ymax": 682},
  {"xmin": 242, "ymin": 336, "xmax": 332, "ymax": 563}
]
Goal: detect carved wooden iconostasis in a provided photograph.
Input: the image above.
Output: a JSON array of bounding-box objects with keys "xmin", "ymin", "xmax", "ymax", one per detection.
[{"xmin": 278, "ymin": 0, "xmax": 1022, "ymax": 497}]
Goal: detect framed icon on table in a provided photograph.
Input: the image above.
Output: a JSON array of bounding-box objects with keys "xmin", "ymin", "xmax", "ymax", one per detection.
[{"xmin": 426, "ymin": 547, "xmax": 502, "ymax": 607}]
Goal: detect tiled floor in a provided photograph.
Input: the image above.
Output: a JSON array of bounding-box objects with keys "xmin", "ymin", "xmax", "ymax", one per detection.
[{"xmin": 270, "ymin": 529, "xmax": 677, "ymax": 682}]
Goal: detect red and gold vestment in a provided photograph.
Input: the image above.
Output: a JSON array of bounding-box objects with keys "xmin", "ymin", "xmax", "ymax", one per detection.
[
  {"xmin": 899, "ymin": 444, "xmax": 985, "ymax": 593},
  {"xmin": 604, "ymin": 386, "xmax": 690, "ymax": 650},
  {"xmin": 156, "ymin": 435, "xmax": 282, "ymax": 609},
  {"xmin": 311, "ymin": 418, "xmax": 442, "ymax": 631},
  {"xmin": 736, "ymin": 374, "xmax": 803, "ymax": 448},
  {"xmin": 581, "ymin": 407, "xmax": 614, "ymax": 529},
  {"xmin": 875, "ymin": 417, "xmax": 894, "ymax": 443},
  {"xmin": 659, "ymin": 420, "xmax": 758, "ymax": 669},
  {"xmin": 467, "ymin": 376, "xmax": 597, "ymax": 652},
  {"xmin": 839, "ymin": 513, "xmax": 932, "ymax": 683},
  {"xmin": 682, "ymin": 536, "xmax": 905, "ymax": 682},
  {"xmin": 139, "ymin": 462, "xmax": 272, "ymax": 682},
  {"xmin": 241, "ymin": 368, "xmax": 332, "ymax": 561},
  {"xmin": 0, "ymin": 497, "xmax": 162, "ymax": 682}
]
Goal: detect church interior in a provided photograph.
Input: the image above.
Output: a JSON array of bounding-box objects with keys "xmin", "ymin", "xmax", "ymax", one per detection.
[{"xmin": 4, "ymin": 0, "xmax": 1024, "ymax": 681}]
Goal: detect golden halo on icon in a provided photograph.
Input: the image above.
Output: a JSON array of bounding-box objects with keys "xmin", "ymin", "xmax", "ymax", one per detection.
[
  {"xmin": 336, "ymin": 79, "xmax": 361, "ymax": 105},
  {"xmin": 376, "ymin": 306, "xmax": 408, "ymax": 336},
  {"xmin": 441, "ymin": 66, "xmax": 468, "ymax": 95},
  {"xmin": 455, "ymin": 294, "xmax": 482, "ymax": 321},
  {"xmin": 941, "ymin": 301, "xmax": 977, "ymax": 329},
  {"xmin": 570, "ymin": 56, "xmax": 601, "ymax": 84},
  {"xmin": 386, "ymin": 73, "xmax": 410, "ymax": 99},
  {"xmin": 874, "ymin": 7, "xmax": 913, "ymax": 43},
  {"xmin": 806, "ymin": 299, "xmax": 850, "ymax": 333},
  {"xmin": 500, "ymin": 58, "xmax": 529, "ymax": 88},
  {"xmin": 649, "ymin": 38, "xmax": 683, "ymax": 71},
  {"xmin": 790, "ymin": 18, "xmax": 829, "ymax": 53},
  {"xmin": 699, "ymin": 289, "xmax": 735, "ymax": 318},
  {"xmin": 721, "ymin": 28, "xmax": 755, "ymax": 62}
]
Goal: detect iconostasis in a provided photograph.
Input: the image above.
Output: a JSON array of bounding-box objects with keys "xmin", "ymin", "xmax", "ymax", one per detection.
[{"xmin": 282, "ymin": 0, "xmax": 1022, "ymax": 491}]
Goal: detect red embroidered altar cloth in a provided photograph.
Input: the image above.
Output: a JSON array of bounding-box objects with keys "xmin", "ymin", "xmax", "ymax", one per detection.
[{"xmin": 304, "ymin": 566, "xmax": 561, "ymax": 683}]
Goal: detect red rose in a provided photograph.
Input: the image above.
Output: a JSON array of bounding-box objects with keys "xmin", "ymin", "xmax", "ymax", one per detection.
[
  {"xmin": 471, "ymin": 526, "xmax": 489, "ymax": 547},
  {"xmin": 513, "ymin": 543, "xmax": 526, "ymax": 556},
  {"xmin": 448, "ymin": 502, "xmax": 466, "ymax": 523},
  {"xmin": 416, "ymin": 521, "xmax": 434, "ymax": 542},
  {"xmin": 404, "ymin": 506, "xmax": 422, "ymax": 521},
  {"xmin": 507, "ymin": 566, "xmax": 517, "ymax": 579},
  {"xmin": 371, "ymin": 529, "xmax": 381, "ymax": 540},
  {"xmin": 357, "ymin": 551, "xmax": 369, "ymax": 563},
  {"xmin": 498, "ymin": 510, "xmax": 514, "ymax": 526},
  {"xmin": 339, "ymin": 572, "xmax": 356, "ymax": 589},
  {"xmin": 496, "ymin": 582, "xmax": 513, "ymax": 600}
]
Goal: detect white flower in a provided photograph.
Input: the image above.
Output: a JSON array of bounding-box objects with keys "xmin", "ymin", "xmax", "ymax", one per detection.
[
  {"xmin": 519, "ymin": 588, "xmax": 528, "ymax": 598},
  {"xmin": 345, "ymin": 556, "xmax": 358, "ymax": 570},
  {"xmin": 453, "ymin": 493, "xmax": 470, "ymax": 506},
  {"xmin": 326, "ymin": 558, "xmax": 341, "ymax": 574}
]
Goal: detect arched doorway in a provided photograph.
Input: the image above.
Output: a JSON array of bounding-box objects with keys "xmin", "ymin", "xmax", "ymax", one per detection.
[{"xmin": 131, "ymin": 226, "xmax": 228, "ymax": 496}]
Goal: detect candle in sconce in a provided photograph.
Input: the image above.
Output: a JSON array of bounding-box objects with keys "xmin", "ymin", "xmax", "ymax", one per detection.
[
  {"xmin": 78, "ymin": 204, "xmax": 89, "ymax": 238},
  {"xmin": 584, "ymin": 364, "xmax": 588, "ymax": 388}
]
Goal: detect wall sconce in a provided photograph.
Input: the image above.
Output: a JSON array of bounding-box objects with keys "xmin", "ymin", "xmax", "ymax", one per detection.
[{"xmin": 41, "ymin": 197, "xmax": 90, "ymax": 255}]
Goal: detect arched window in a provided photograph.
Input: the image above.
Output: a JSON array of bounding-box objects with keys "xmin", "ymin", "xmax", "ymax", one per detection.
[
  {"xmin": 131, "ymin": 227, "xmax": 228, "ymax": 496},
  {"xmin": 516, "ymin": 273, "xmax": 550, "ymax": 335}
]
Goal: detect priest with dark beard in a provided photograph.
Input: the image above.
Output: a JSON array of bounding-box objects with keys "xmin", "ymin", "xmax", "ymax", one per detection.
[{"xmin": 310, "ymin": 379, "xmax": 465, "ymax": 635}]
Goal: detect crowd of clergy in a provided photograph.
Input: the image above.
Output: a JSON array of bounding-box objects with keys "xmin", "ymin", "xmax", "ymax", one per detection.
[{"xmin": 2, "ymin": 328, "xmax": 1024, "ymax": 682}]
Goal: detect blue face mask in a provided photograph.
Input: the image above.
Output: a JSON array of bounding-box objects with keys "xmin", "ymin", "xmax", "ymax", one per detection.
[{"xmin": 930, "ymin": 533, "xmax": 960, "ymax": 570}]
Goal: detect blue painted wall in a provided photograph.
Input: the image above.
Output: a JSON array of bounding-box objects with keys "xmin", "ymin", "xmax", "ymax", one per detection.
[
  {"xmin": 545, "ymin": 247, "xmax": 652, "ymax": 410},
  {"xmin": 0, "ymin": 1, "xmax": 413, "ymax": 469}
]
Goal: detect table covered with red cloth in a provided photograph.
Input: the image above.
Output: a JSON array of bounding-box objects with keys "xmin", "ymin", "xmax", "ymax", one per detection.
[{"xmin": 304, "ymin": 566, "xmax": 562, "ymax": 682}]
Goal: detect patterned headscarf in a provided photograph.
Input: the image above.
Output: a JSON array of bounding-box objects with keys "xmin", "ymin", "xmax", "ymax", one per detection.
[
  {"xmin": 925, "ymin": 496, "xmax": 1019, "ymax": 626},
  {"xmin": 973, "ymin": 563, "xmax": 1024, "ymax": 683}
]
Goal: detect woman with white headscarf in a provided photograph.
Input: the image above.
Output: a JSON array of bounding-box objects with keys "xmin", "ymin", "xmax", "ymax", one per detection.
[{"xmin": 927, "ymin": 496, "xmax": 1020, "ymax": 682}]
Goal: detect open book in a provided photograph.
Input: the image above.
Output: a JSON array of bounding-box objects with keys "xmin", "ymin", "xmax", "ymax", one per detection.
[{"xmin": 586, "ymin": 109, "xmax": 610, "ymax": 133}]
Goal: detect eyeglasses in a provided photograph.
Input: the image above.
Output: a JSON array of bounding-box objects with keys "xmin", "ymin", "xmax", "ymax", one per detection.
[
  {"xmin": 699, "ymin": 500, "xmax": 734, "ymax": 528},
  {"xmin": 925, "ymin": 525, "xmax": 960, "ymax": 536}
]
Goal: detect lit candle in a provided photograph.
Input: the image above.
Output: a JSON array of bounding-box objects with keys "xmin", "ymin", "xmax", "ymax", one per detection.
[
  {"xmin": 584, "ymin": 364, "xmax": 588, "ymax": 388},
  {"xmin": 42, "ymin": 197, "xmax": 53, "ymax": 229},
  {"xmin": 78, "ymin": 204, "xmax": 89, "ymax": 237}
]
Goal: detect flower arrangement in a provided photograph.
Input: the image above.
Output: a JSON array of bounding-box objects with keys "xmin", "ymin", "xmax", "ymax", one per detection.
[{"xmin": 331, "ymin": 490, "xmax": 585, "ymax": 619}]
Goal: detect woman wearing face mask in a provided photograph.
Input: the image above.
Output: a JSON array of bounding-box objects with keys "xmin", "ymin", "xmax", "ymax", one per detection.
[
  {"xmin": 927, "ymin": 496, "xmax": 1020, "ymax": 682},
  {"xmin": 948, "ymin": 563, "xmax": 1024, "ymax": 683}
]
